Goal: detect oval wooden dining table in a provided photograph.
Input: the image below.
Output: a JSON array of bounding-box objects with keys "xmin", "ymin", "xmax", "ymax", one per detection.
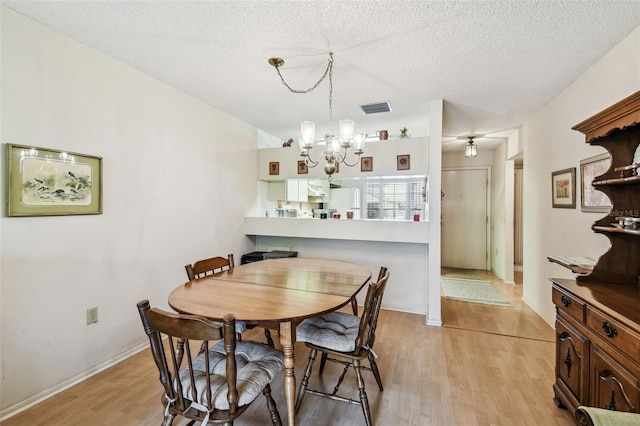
[{"xmin": 168, "ymin": 257, "xmax": 372, "ymax": 426}]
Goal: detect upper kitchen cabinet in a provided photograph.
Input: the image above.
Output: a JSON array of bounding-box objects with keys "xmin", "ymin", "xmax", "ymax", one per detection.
[
  {"xmin": 283, "ymin": 179, "xmax": 329, "ymax": 202},
  {"xmin": 286, "ymin": 179, "xmax": 308, "ymax": 202},
  {"xmin": 257, "ymin": 137, "xmax": 429, "ymax": 180}
]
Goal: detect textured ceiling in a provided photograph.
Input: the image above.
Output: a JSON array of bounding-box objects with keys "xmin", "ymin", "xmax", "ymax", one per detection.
[{"xmin": 3, "ymin": 1, "xmax": 640, "ymax": 151}]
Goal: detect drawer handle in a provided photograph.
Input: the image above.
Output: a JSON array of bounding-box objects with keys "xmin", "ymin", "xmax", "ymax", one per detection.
[
  {"xmin": 560, "ymin": 295, "xmax": 571, "ymax": 308},
  {"xmin": 601, "ymin": 321, "xmax": 618, "ymax": 338}
]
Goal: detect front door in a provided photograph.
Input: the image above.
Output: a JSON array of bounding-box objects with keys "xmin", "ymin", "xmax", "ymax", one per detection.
[{"xmin": 441, "ymin": 168, "xmax": 488, "ymax": 270}]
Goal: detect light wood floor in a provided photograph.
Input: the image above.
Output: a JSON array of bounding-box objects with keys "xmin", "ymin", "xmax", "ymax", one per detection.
[{"xmin": 2, "ymin": 268, "xmax": 574, "ymax": 426}]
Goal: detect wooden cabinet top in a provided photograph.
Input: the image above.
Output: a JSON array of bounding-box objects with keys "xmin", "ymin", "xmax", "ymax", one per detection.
[
  {"xmin": 572, "ymin": 90, "xmax": 640, "ymax": 142},
  {"xmin": 552, "ymin": 278, "xmax": 640, "ymax": 332}
]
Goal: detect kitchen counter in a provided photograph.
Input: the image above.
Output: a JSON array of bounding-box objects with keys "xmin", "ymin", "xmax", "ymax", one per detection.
[{"xmin": 244, "ymin": 217, "xmax": 429, "ymax": 244}]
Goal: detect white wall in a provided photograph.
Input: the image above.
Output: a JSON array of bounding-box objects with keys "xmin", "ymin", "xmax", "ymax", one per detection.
[
  {"xmin": 521, "ymin": 25, "xmax": 640, "ymax": 326},
  {"xmin": 0, "ymin": 8, "xmax": 258, "ymax": 414},
  {"xmin": 257, "ymin": 137, "xmax": 428, "ymax": 180},
  {"xmin": 490, "ymin": 142, "xmax": 508, "ymax": 282}
]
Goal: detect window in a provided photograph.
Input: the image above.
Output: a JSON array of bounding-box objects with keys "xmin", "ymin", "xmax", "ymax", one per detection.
[{"xmin": 365, "ymin": 177, "xmax": 425, "ymax": 220}]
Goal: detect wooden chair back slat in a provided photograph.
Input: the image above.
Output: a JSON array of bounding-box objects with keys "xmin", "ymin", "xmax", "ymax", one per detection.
[{"xmin": 186, "ymin": 254, "xmax": 235, "ymax": 280}]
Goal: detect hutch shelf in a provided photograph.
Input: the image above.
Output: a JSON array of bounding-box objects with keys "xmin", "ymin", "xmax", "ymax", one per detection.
[{"xmin": 551, "ymin": 90, "xmax": 640, "ymax": 422}]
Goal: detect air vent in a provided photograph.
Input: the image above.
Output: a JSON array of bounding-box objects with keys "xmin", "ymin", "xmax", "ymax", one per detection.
[{"xmin": 360, "ymin": 101, "xmax": 392, "ymax": 114}]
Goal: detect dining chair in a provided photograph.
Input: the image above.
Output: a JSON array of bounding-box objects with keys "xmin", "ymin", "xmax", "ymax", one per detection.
[
  {"xmin": 136, "ymin": 300, "xmax": 284, "ymax": 426},
  {"xmin": 185, "ymin": 254, "xmax": 275, "ymax": 347},
  {"xmin": 318, "ymin": 266, "xmax": 387, "ymax": 377},
  {"xmin": 294, "ymin": 267, "xmax": 390, "ymax": 426}
]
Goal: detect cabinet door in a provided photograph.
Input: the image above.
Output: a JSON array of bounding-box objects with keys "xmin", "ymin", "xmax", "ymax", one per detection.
[
  {"xmin": 267, "ymin": 181, "xmax": 286, "ymax": 201},
  {"xmin": 286, "ymin": 179, "xmax": 308, "ymax": 202},
  {"xmin": 556, "ymin": 316, "xmax": 590, "ymax": 407},
  {"xmin": 298, "ymin": 179, "xmax": 308, "ymax": 201},
  {"xmin": 591, "ymin": 345, "xmax": 640, "ymax": 412}
]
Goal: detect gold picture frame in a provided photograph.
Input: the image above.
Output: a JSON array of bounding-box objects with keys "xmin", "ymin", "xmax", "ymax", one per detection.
[
  {"xmin": 5, "ymin": 143, "xmax": 103, "ymax": 216},
  {"xmin": 269, "ymin": 161, "xmax": 279, "ymax": 175},
  {"xmin": 551, "ymin": 167, "xmax": 576, "ymax": 209},
  {"xmin": 297, "ymin": 160, "xmax": 308, "ymax": 174}
]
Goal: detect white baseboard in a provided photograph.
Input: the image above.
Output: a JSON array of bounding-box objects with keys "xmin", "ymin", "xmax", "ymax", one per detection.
[{"xmin": 0, "ymin": 342, "xmax": 149, "ymax": 422}]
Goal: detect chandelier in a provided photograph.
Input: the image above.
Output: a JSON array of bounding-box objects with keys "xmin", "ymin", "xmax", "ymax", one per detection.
[{"xmin": 268, "ymin": 52, "xmax": 366, "ymax": 179}]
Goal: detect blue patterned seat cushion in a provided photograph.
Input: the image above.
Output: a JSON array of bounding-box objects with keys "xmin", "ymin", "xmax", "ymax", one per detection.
[
  {"xmin": 179, "ymin": 341, "xmax": 283, "ymax": 410},
  {"xmin": 296, "ymin": 311, "xmax": 361, "ymax": 352},
  {"xmin": 209, "ymin": 320, "xmax": 247, "ymax": 334}
]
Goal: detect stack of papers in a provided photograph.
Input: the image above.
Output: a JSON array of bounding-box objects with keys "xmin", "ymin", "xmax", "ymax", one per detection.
[{"xmin": 549, "ymin": 255, "xmax": 596, "ymax": 267}]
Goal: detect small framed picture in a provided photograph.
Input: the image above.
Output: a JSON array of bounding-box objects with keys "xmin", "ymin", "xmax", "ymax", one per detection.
[
  {"xmin": 361, "ymin": 157, "xmax": 373, "ymax": 172},
  {"xmin": 269, "ymin": 161, "xmax": 279, "ymax": 175},
  {"xmin": 297, "ymin": 160, "xmax": 308, "ymax": 174},
  {"xmin": 580, "ymin": 153, "xmax": 612, "ymax": 212},
  {"xmin": 397, "ymin": 154, "xmax": 410, "ymax": 171},
  {"xmin": 551, "ymin": 167, "xmax": 576, "ymax": 209}
]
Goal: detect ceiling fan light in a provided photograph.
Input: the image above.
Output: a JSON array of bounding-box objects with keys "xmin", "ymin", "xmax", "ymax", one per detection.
[{"xmin": 465, "ymin": 140, "xmax": 477, "ymax": 158}]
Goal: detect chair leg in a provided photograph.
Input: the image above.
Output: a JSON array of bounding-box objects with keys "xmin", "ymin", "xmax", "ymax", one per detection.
[
  {"xmin": 264, "ymin": 328, "xmax": 275, "ymax": 348},
  {"xmin": 350, "ymin": 296, "xmax": 358, "ymax": 315},
  {"xmin": 262, "ymin": 383, "xmax": 282, "ymax": 426},
  {"xmin": 295, "ymin": 348, "xmax": 317, "ymax": 413},
  {"xmin": 318, "ymin": 352, "xmax": 328, "ymax": 375},
  {"xmin": 332, "ymin": 363, "xmax": 351, "ymax": 396},
  {"xmin": 162, "ymin": 413, "xmax": 177, "ymax": 426},
  {"xmin": 354, "ymin": 359, "xmax": 372, "ymax": 426},
  {"xmin": 368, "ymin": 352, "xmax": 384, "ymax": 391}
]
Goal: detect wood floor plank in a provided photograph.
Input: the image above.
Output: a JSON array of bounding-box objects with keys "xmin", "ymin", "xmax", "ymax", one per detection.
[{"xmin": 2, "ymin": 269, "xmax": 574, "ymax": 425}]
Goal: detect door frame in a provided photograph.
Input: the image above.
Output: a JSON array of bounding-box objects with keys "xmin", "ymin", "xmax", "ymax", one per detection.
[{"xmin": 441, "ymin": 166, "xmax": 492, "ymax": 270}]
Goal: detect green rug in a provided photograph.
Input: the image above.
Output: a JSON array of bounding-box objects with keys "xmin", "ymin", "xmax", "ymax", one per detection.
[{"xmin": 441, "ymin": 277, "xmax": 511, "ymax": 307}]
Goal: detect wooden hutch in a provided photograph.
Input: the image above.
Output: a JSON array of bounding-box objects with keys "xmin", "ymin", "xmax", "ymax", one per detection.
[{"xmin": 551, "ymin": 90, "xmax": 640, "ymax": 422}]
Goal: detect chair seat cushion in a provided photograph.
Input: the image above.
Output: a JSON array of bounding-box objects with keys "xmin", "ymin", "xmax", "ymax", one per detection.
[
  {"xmin": 296, "ymin": 311, "xmax": 361, "ymax": 352},
  {"xmin": 179, "ymin": 341, "xmax": 283, "ymax": 410},
  {"xmin": 209, "ymin": 320, "xmax": 247, "ymax": 334},
  {"xmin": 234, "ymin": 320, "xmax": 248, "ymax": 334}
]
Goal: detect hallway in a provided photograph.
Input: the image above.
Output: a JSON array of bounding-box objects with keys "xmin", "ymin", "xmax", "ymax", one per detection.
[{"xmin": 441, "ymin": 267, "xmax": 555, "ymax": 342}]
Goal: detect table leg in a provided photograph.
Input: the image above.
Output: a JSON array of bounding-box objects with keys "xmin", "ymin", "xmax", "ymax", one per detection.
[{"xmin": 280, "ymin": 321, "xmax": 296, "ymax": 426}]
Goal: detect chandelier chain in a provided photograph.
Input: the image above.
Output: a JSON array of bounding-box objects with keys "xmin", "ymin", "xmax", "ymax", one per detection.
[
  {"xmin": 328, "ymin": 56, "xmax": 333, "ymax": 129},
  {"xmin": 274, "ymin": 53, "xmax": 333, "ymax": 95},
  {"xmin": 269, "ymin": 52, "xmax": 363, "ymax": 178}
]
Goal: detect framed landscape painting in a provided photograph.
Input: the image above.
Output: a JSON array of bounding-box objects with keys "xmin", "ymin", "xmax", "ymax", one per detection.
[{"xmin": 6, "ymin": 144, "xmax": 102, "ymax": 216}]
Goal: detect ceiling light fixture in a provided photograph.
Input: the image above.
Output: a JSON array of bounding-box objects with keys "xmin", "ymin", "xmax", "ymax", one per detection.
[
  {"xmin": 465, "ymin": 136, "xmax": 478, "ymax": 158},
  {"xmin": 268, "ymin": 52, "xmax": 366, "ymax": 180}
]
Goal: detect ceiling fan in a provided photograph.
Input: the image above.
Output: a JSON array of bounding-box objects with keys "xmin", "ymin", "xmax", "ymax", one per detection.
[
  {"xmin": 465, "ymin": 136, "xmax": 477, "ymax": 158},
  {"xmin": 441, "ymin": 133, "xmax": 506, "ymax": 156}
]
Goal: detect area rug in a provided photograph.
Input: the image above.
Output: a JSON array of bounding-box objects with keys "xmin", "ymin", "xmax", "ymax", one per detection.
[{"xmin": 441, "ymin": 277, "xmax": 511, "ymax": 307}]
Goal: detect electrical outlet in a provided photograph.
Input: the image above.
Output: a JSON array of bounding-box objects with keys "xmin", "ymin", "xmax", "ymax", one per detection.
[{"xmin": 87, "ymin": 307, "xmax": 98, "ymax": 325}]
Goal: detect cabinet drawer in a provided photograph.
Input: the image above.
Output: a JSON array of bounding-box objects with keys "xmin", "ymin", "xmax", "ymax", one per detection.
[
  {"xmin": 586, "ymin": 307, "xmax": 640, "ymax": 363},
  {"xmin": 591, "ymin": 345, "xmax": 640, "ymax": 412},
  {"xmin": 553, "ymin": 286, "xmax": 585, "ymax": 323}
]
